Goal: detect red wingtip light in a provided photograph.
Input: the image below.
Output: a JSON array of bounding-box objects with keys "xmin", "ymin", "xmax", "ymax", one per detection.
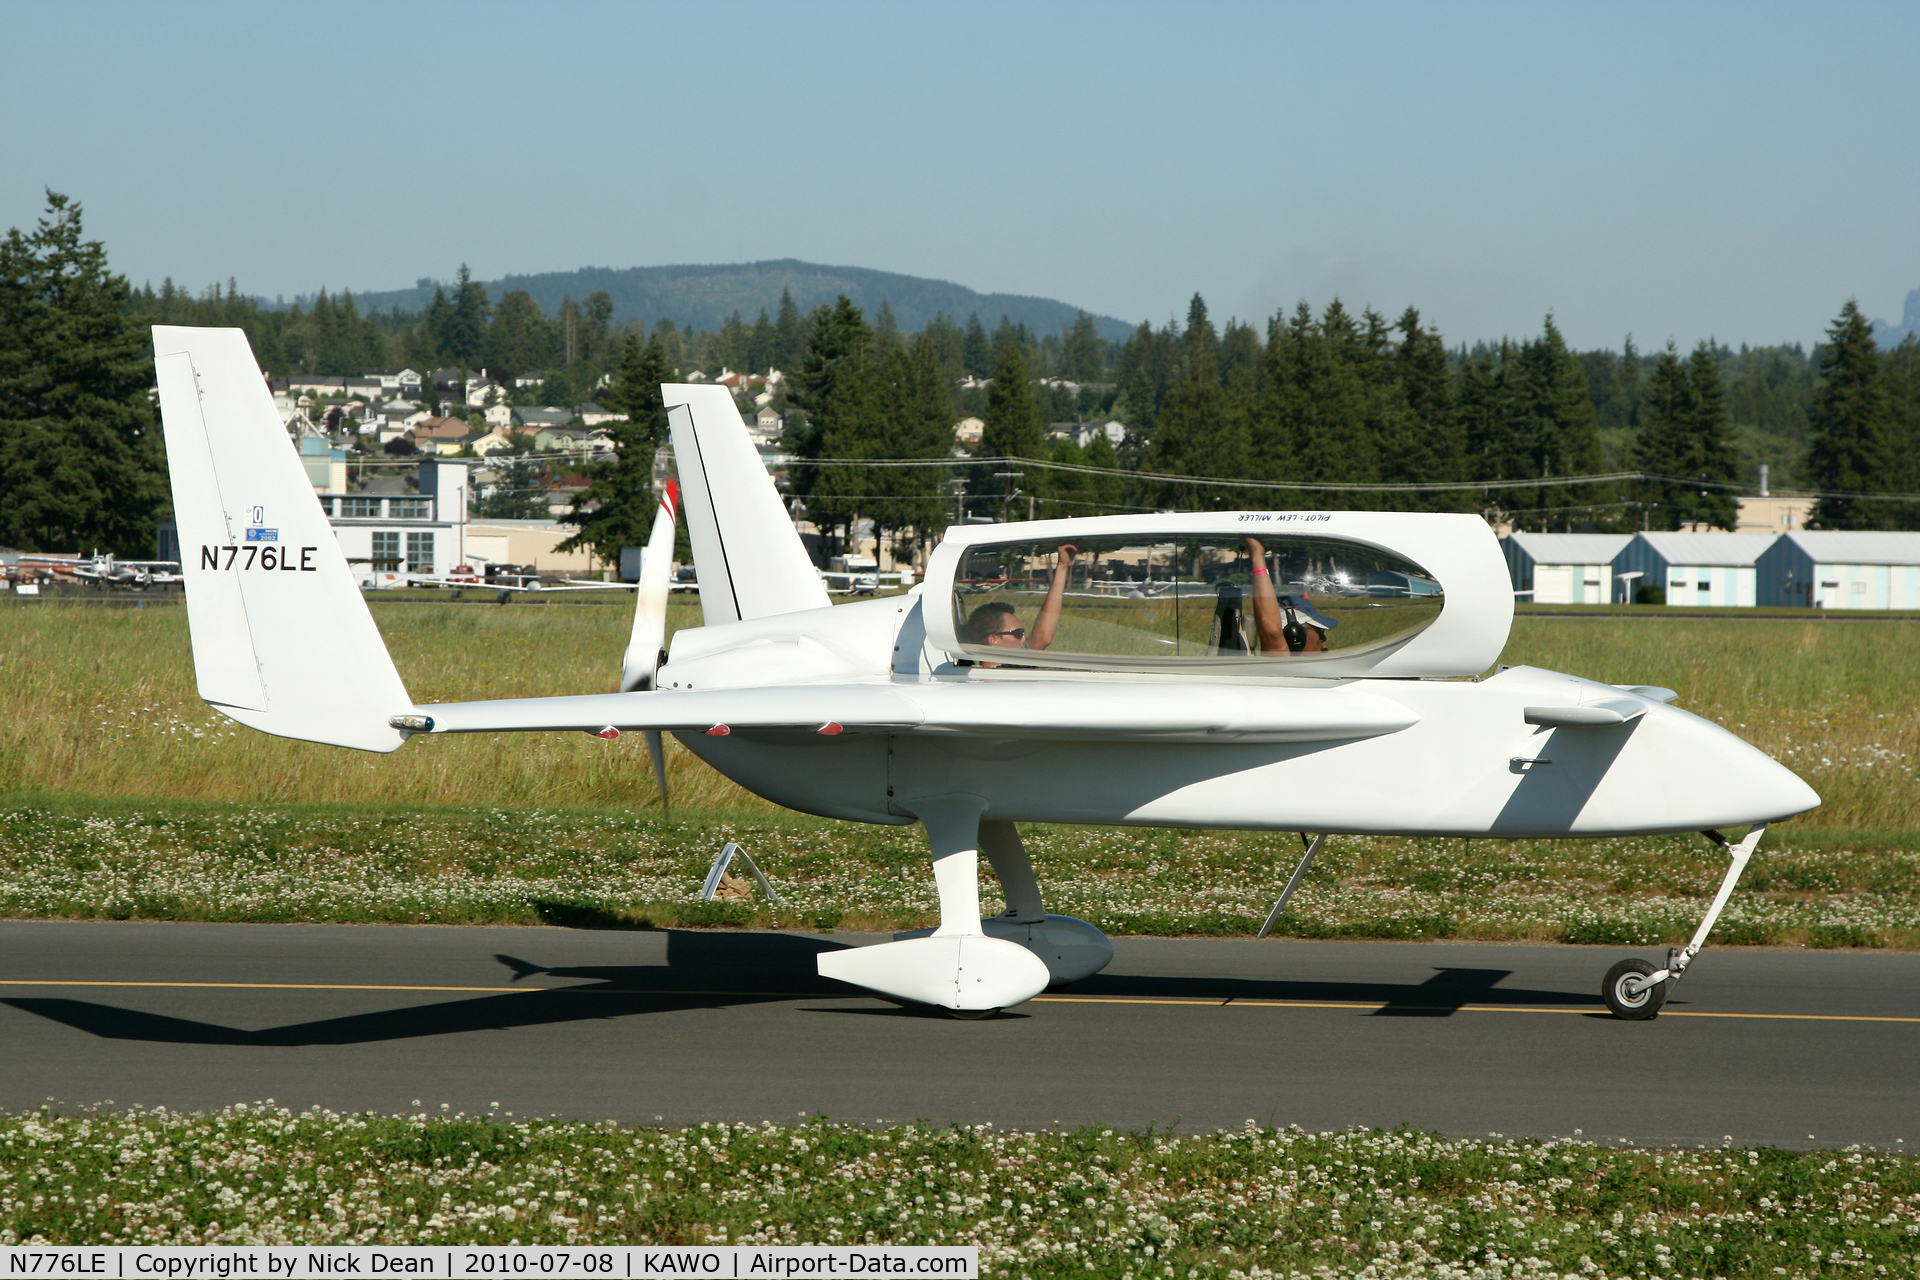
[
  {"xmin": 592, "ymin": 726, "xmax": 621, "ymax": 740},
  {"xmin": 817, "ymin": 721, "xmax": 843, "ymax": 735},
  {"xmin": 704, "ymin": 723, "xmax": 731, "ymax": 736}
]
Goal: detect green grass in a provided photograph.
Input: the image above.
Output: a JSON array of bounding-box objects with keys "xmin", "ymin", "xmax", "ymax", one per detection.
[
  {"xmin": 2, "ymin": 597, "xmax": 1913, "ymax": 826},
  {"xmin": 2, "ymin": 1106, "xmax": 1916, "ymax": 1276},
  {"xmin": 0, "ymin": 598, "xmax": 1915, "ymax": 941},
  {"xmin": 1, "ymin": 797, "xmax": 1913, "ymax": 945}
]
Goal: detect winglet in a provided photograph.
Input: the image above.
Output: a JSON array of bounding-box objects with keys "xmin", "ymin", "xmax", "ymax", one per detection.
[
  {"xmin": 152, "ymin": 326, "xmax": 411, "ymax": 752},
  {"xmin": 664, "ymin": 383, "xmax": 829, "ymax": 625}
]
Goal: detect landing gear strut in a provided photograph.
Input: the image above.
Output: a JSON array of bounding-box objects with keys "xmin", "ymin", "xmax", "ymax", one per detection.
[
  {"xmin": 1602, "ymin": 823, "xmax": 1765, "ymax": 1020},
  {"xmin": 815, "ymin": 795, "xmax": 1052, "ymax": 1016}
]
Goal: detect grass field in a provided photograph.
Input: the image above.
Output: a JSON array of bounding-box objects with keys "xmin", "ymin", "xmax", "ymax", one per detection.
[
  {"xmin": 2, "ymin": 1106, "xmax": 1916, "ymax": 1276},
  {"xmin": 0, "ymin": 597, "xmax": 1914, "ymax": 942}
]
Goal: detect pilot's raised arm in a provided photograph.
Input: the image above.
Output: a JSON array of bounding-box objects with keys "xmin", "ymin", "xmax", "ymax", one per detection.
[
  {"xmin": 1242, "ymin": 536, "xmax": 1330, "ymax": 654},
  {"xmin": 1241, "ymin": 536, "xmax": 1287, "ymax": 653},
  {"xmin": 1025, "ymin": 541, "xmax": 1078, "ymax": 651}
]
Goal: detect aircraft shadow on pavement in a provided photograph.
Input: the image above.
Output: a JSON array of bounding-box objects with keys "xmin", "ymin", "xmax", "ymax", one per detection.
[
  {"xmin": 1, "ymin": 932, "xmax": 1602, "ymax": 1046},
  {"xmin": 0, "ymin": 930, "xmax": 860, "ymax": 1048},
  {"xmin": 1071, "ymin": 967, "xmax": 1601, "ymax": 1017}
]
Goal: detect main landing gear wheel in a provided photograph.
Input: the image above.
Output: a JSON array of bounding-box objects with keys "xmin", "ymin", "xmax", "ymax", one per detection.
[
  {"xmin": 1603, "ymin": 958, "xmax": 1668, "ymax": 1020},
  {"xmin": 944, "ymin": 1007, "xmax": 999, "ymax": 1020}
]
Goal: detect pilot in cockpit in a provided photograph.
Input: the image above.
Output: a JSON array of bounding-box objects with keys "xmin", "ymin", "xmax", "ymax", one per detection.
[{"xmin": 965, "ymin": 542, "xmax": 1078, "ymax": 665}]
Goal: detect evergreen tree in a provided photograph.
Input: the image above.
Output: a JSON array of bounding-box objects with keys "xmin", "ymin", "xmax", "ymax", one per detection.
[
  {"xmin": 962, "ymin": 312, "xmax": 991, "ymax": 378},
  {"xmin": 979, "ymin": 345, "xmax": 1044, "ymax": 519},
  {"xmin": 1635, "ymin": 343, "xmax": 1693, "ymax": 529},
  {"xmin": 1882, "ymin": 334, "xmax": 1920, "ymax": 513},
  {"xmin": 1079, "ymin": 428, "xmax": 1127, "ymax": 514},
  {"xmin": 872, "ymin": 299, "xmax": 902, "ymax": 355},
  {"xmin": 990, "ymin": 315, "xmax": 1032, "ymax": 368},
  {"xmin": 1503, "ymin": 317, "xmax": 1608, "ymax": 530},
  {"xmin": 1060, "ymin": 312, "xmax": 1104, "ymax": 383},
  {"xmin": 1143, "ymin": 295, "xmax": 1244, "ymax": 508},
  {"xmin": 443, "ymin": 265, "xmax": 490, "ymax": 366},
  {"xmin": 747, "ymin": 308, "xmax": 776, "ymax": 373},
  {"xmin": 711, "ymin": 310, "xmax": 750, "ymax": 373},
  {"xmin": 920, "ymin": 313, "xmax": 965, "ymax": 382},
  {"xmin": 1682, "ymin": 342, "xmax": 1738, "ymax": 529},
  {"xmin": 1383, "ymin": 307, "xmax": 1463, "ymax": 508},
  {"xmin": 785, "ymin": 296, "xmax": 874, "ymax": 541},
  {"xmin": 581, "ymin": 291, "xmax": 615, "ymax": 365},
  {"xmin": 1218, "ymin": 319, "xmax": 1261, "ymax": 384},
  {"xmin": 1257, "ymin": 301, "xmax": 1378, "ymax": 503},
  {"xmin": 1114, "ymin": 318, "xmax": 1182, "ymax": 439},
  {"xmin": 773, "ymin": 287, "xmax": 804, "ymax": 372},
  {"xmin": 876, "ymin": 332, "xmax": 958, "ymax": 559},
  {"xmin": 0, "ymin": 191, "xmax": 167, "ymax": 555},
  {"xmin": 484, "ymin": 290, "xmax": 555, "ymax": 379},
  {"xmin": 556, "ymin": 333, "xmax": 673, "ymax": 562},
  {"xmin": 1808, "ymin": 300, "xmax": 1898, "ymax": 529},
  {"xmin": 1633, "ymin": 343, "xmax": 1740, "ymax": 530}
]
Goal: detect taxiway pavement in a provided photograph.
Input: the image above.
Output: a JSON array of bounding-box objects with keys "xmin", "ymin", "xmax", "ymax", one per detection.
[{"xmin": 2, "ymin": 920, "xmax": 1914, "ymax": 1148}]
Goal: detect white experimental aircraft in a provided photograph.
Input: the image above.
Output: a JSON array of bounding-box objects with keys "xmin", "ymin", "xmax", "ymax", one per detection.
[{"xmin": 153, "ymin": 326, "xmax": 1820, "ymax": 1021}]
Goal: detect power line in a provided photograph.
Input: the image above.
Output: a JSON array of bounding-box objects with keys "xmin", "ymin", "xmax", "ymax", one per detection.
[{"xmin": 791, "ymin": 456, "xmax": 1920, "ymax": 504}]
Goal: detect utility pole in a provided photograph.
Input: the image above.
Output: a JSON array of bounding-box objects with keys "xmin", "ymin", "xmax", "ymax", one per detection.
[{"xmin": 994, "ymin": 467, "xmax": 1024, "ymax": 524}]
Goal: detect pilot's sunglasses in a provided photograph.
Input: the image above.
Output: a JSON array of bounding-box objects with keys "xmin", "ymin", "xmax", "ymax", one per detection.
[{"xmin": 989, "ymin": 627, "xmax": 1027, "ymax": 640}]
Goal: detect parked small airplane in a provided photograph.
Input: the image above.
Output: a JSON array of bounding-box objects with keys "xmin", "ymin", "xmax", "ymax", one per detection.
[
  {"xmin": 152, "ymin": 326, "xmax": 1819, "ymax": 1020},
  {"xmin": 16, "ymin": 551, "xmax": 180, "ymax": 588}
]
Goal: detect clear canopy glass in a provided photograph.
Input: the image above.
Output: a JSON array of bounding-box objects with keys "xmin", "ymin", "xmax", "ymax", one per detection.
[{"xmin": 950, "ymin": 532, "xmax": 1444, "ymax": 669}]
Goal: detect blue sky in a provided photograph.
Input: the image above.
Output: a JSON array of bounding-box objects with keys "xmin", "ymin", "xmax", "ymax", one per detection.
[{"xmin": 4, "ymin": 0, "xmax": 1915, "ymax": 350}]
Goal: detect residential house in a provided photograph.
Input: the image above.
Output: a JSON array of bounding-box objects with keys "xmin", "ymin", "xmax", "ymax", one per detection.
[
  {"xmin": 1501, "ymin": 533, "xmax": 1632, "ymax": 604},
  {"xmin": 513, "ymin": 370, "xmax": 547, "ymax": 388},
  {"xmin": 1611, "ymin": 532, "xmax": 1776, "ymax": 607},
  {"xmin": 1047, "ymin": 420, "xmax": 1126, "ymax": 449},
  {"xmin": 954, "ymin": 416, "xmax": 985, "ymax": 447},
  {"xmin": 468, "ymin": 430, "xmax": 517, "ymax": 458},
  {"xmin": 575, "ymin": 403, "xmax": 630, "ymax": 427},
  {"xmin": 512, "ymin": 407, "xmax": 574, "ymax": 434},
  {"xmin": 360, "ymin": 368, "xmax": 422, "ymax": 392},
  {"xmin": 406, "ymin": 417, "xmax": 476, "ymax": 452},
  {"xmin": 1755, "ymin": 532, "xmax": 1920, "ymax": 609},
  {"xmin": 533, "ymin": 426, "xmax": 610, "ymax": 453},
  {"xmin": 283, "ymin": 374, "xmax": 349, "ymax": 396},
  {"xmin": 466, "ymin": 376, "xmax": 505, "ymax": 408},
  {"xmin": 482, "ymin": 402, "xmax": 514, "ymax": 428}
]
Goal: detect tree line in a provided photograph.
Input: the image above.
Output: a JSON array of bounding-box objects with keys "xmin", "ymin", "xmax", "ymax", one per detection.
[{"xmin": 3, "ymin": 190, "xmax": 1918, "ymax": 559}]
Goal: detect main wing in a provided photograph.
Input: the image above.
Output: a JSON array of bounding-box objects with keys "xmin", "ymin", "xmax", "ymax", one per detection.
[{"xmin": 399, "ymin": 679, "xmax": 1419, "ymax": 744}]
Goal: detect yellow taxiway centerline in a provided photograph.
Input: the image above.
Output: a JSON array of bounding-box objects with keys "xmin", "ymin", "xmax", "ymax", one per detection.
[{"xmin": 0, "ymin": 980, "xmax": 1915, "ymax": 1023}]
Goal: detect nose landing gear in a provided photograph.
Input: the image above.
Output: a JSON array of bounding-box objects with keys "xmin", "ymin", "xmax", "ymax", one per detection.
[{"xmin": 1601, "ymin": 823, "xmax": 1765, "ymax": 1020}]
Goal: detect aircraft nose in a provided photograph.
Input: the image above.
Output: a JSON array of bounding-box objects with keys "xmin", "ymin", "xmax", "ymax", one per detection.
[{"xmin": 1765, "ymin": 758, "xmax": 1821, "ymax": 821}]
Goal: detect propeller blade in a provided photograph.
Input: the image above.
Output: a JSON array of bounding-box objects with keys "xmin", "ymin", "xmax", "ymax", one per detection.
[
  {"xmin": 643, "ymin": 729, "xmax": 669, "ymax": 811},
  {"xmin": 620, "ymin": 481, "xmax": 680, "ymax": 693}
]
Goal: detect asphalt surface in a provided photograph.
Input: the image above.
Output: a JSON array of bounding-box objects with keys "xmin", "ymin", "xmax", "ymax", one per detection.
[{"xmin": 2, "ymin": 920, "xmax": 1915, "ymax": 1149}]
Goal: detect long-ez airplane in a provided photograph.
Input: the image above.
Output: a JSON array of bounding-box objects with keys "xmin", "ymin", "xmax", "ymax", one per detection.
[{"xmin": 152, "ymin": 326, "xmax": 1820, "ymax": 1020}]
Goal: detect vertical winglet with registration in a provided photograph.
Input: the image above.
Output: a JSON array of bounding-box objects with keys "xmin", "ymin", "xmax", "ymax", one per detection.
[{"xmin": 152, "ymin": 326, "xmax": 411, "ymax": 752}]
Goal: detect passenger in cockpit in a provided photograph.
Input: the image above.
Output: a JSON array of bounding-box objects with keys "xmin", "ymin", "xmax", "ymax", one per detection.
[{"xmin": 1242, "ymin": 536, "xmax": 1331, "ymax": 653}]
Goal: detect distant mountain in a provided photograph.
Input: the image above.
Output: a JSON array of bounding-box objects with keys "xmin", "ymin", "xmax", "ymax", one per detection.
[
  {"xmin": 1870, "ymin": 287, "xmax": 1920, "ymax": 349},
  {"xmin": 314, "ymin": 259, "xmax": 1139, "ymax": 344}
]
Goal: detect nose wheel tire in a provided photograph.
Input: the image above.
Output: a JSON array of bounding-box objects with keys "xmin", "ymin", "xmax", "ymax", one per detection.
[
  {"xmin": 944, "ymin": 1007, "xmax": 1000, "ymax": 1020},
  {"xmin": 1603, "ymin": 958, "xmax": 1668, "ymax": 1020}
]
